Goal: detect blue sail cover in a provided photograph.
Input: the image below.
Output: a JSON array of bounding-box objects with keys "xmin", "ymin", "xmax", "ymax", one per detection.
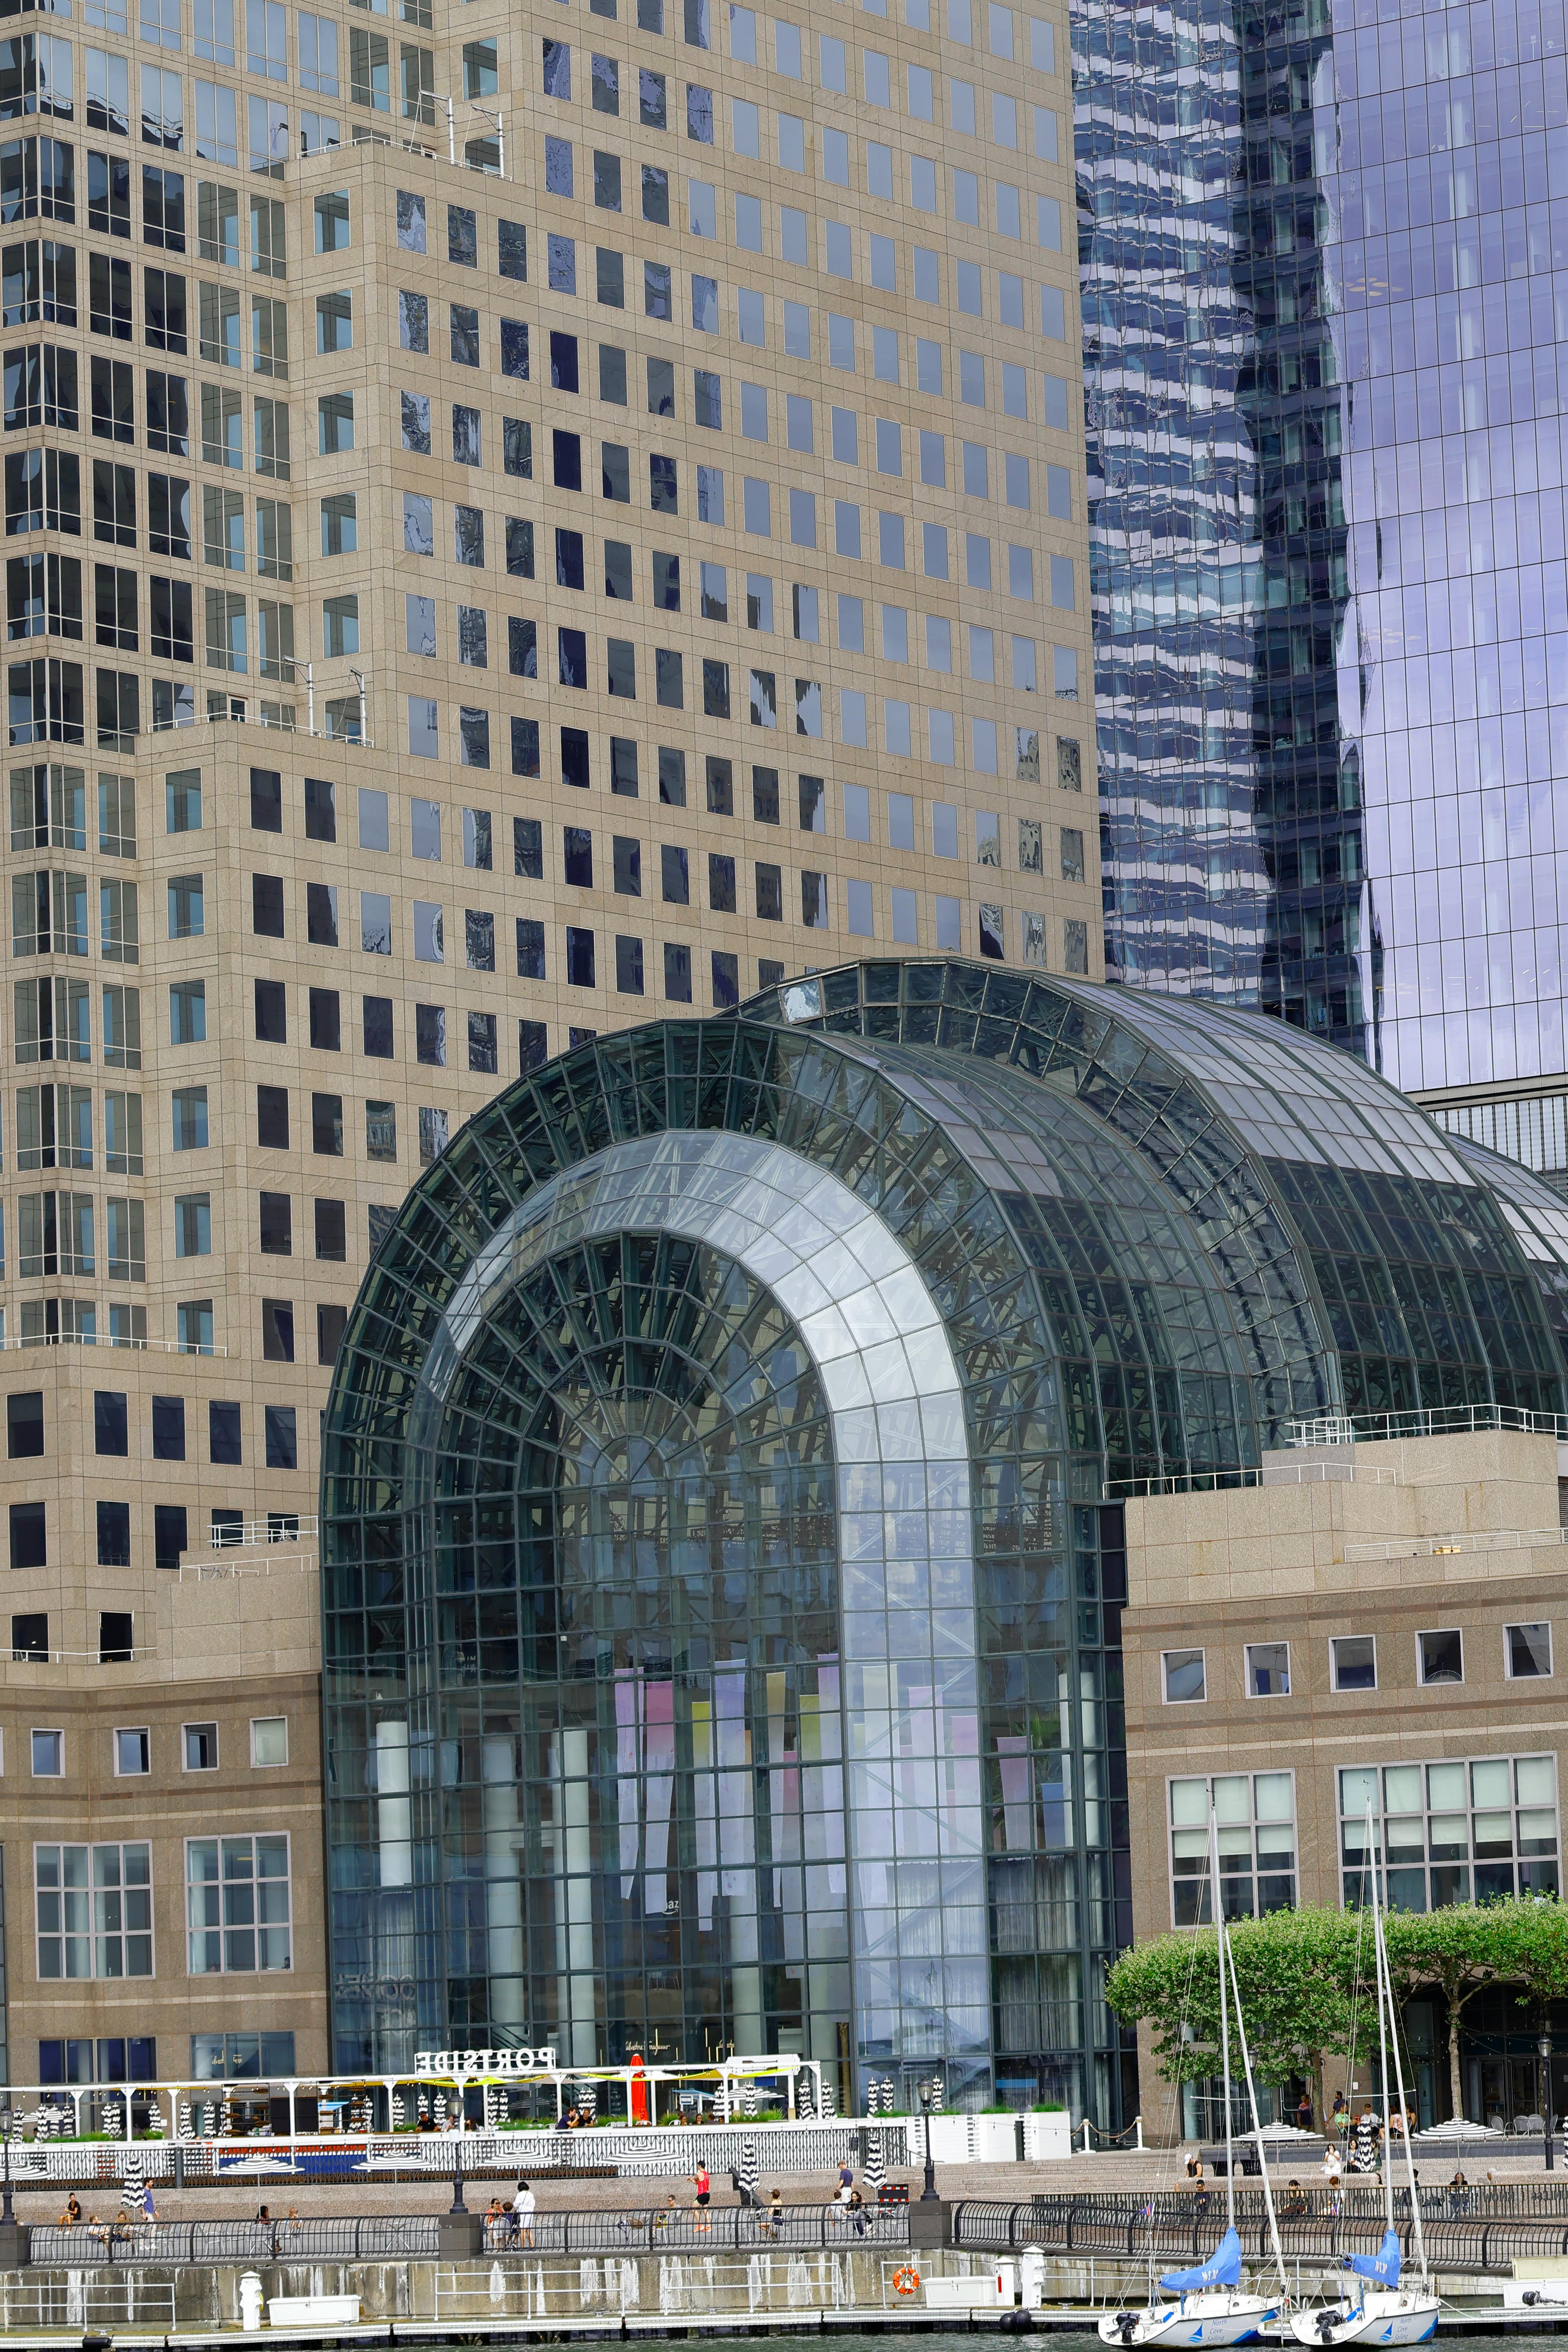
[
  {"xmin": 1345, "ymin": 2231, "xmax": 1403, "ymax": 2288},
  {"xmin": 1160, "ymin": 2227, "xmax": 1243, "ymax": 2294}
]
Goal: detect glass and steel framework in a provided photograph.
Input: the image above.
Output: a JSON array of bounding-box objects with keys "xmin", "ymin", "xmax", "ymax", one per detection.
[
  {"xmin": 321, "ymin": 960, "xmax": 1568, "ymax": 2123},
  {"xmin": 1083, "ymin": 0, "xmax": 1561, "ymax": 1108}
]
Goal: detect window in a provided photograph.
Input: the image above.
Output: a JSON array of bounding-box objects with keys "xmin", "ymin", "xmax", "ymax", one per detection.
[
  {"xmin": 183, "ymin": 1722, "xmax": 217, "ymax": 1771},
  {"xmin": 10, "ymin": 1497, "xmax": 44, "ymax": 1566},
  {"xmin": 1507, "ymin": 1621, "xmax": 1553, "ymax": 1679},
  {"xmin": 114, "ymin": 1726, "xmax": 149, "ymax": 1776},
  {"xmin": 185, "ymin": 1832, "xmax": 290, "ymax": 1971},
  {"xmin": 12, "ymin": 1613, "xmax": 46, "ymax": 1662},
  {"xmin": 1161, "ymin": 1648, "xmax": 1205, "ymax": 1704},
  {"xmin": 1339, "ymin": 1753, "xmax": 1560, "ymax": 1909},
  {"xmin": 251, "ymin": 1714, "xmax": 287, "ymax": 1766},
  {"xmin": 36, "ymin": 1841, "xmax": 152, "ymax": 1975},
  {"xmin": 1167, "ymin": 1772, "xmax": 1296, "ymax": 1925},
  {"xmin": 7, "ymin": 1390, "xmax": 43, "ymax": 1458},
  {"xmin": 1246, "ymin": 1641, "xmax": 1290, "ymax": 1698},
  {"xmin": 1418, "ymin": 1626, "xmax": 1463, "ymax": 1685},
  {"xmin": 1331, "ymin": 1634, "xmax": 1376, "ymax": 1692},
  {"xmin": 31, "ymin": 1726, "xmax": 61, "ymax": 1775}
]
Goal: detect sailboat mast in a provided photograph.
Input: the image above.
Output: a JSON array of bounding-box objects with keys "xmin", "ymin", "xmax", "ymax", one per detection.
[
  {"xmin": 1226, "ymin": 1924, "xmax": 1288, "ymax": 2292},
  {"xmin": 1373, "ymin": 1864, "xmax": 1428, "ymax": 2281},
  {"xmin": 1366, "ymin": 1804, "xmax": 1396, "ymax": 2239},
  {"xmin": 1208, "ymin": 1792, "xmax": 1235, "ymax": 2233}
]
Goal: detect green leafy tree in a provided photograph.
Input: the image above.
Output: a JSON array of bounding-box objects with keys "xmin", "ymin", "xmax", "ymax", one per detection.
[
  {"xmin": 1106, "ymin": 1906, "xmax": 1376, "ymax": 2130},
  {"xmin": 1110, "ymin": 1896, "xmax": 1568, "ymax": 2131}
]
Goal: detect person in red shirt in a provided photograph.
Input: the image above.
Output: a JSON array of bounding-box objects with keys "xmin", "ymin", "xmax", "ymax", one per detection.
[{"xmin": 693, "ymin": 2164, "xmax": 710, "ymax": 2208}]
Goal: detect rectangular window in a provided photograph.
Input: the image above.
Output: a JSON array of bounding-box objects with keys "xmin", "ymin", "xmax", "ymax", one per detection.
[
  {"xmin": 1245, "ymin": 1641, "xmax": 1290, "ymax": 1698},
  {"xmin": 185, "ymin": 1832, "xmax": 291, "ymax": 1972},
  {"xmin": 1507, "ymin": 1621, "xmax": 1553, "ymax": 1679},
  {"xmin": 1167, "ymin": 1772, "xmax": 1296, "ymax": 1927},
  {"xmin": 36, "ymin": 1841, "xmax": 153, "ymax": 1976},
  {"xmin": 1330, "ymin": 1634, "xmax": 1376, "ymax": 1692},
  {"xmin": 1161, "ymin": 1648, "xmax": 1204, "ymax": 1704},
  {"xmin": 1417, "ymin": 1627, "xmax": 1463, "ymax": 1686},
  {"xmin": 1339, "ymin": 1753, "xmax": 1560, "ymax": 1911}
]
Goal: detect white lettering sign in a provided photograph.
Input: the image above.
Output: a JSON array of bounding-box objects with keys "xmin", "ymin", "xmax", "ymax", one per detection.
[{"xmin": 414, "ymin": 2048, "xmax": 557, "ymax": 2078}]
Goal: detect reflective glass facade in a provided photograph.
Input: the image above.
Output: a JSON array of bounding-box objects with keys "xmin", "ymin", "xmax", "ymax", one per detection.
[
  {"xmin": 1084, "ymin": 0, "xmax": 1563, "ymax": 1092},
  {"xmin": 321, "ymin": 959, "xmax": 1568, "ymax": 2122}
]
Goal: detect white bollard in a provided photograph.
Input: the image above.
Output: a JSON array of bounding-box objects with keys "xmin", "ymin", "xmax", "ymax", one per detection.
[
  {"xmin": 1019, "ymin": 2246, "xmax": 1046, "ymax": 2311},
  {"xmin": 239, "ymin": 2272, "xmax": 264, "ymax": 2331}
]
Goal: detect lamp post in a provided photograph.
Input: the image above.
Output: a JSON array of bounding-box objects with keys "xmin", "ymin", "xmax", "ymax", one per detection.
[
  {"xmin": 1541, "ymin": 2036, "xmax": 1555, "ymax": 2172},
  {"xmin": 449, "ymin": 2105, "xmax": 468, "ymax": 2214},
  {"xmin": 0, "ymin": 2105, "xmax": 14, "ymax": 2225},
  {"xmin": 917, "ymin": 2079, "xmax": 939, "ymax": 2202}
]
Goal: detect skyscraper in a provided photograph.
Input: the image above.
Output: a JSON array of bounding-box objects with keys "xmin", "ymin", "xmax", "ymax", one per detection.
[
  {"xmin": 0, "ymin": 0, "xmax": 1095, "ymax": 2084},
  {"xmin": 1086, "ymin": 0, "xmax": 1568, "ymax": 1183}
]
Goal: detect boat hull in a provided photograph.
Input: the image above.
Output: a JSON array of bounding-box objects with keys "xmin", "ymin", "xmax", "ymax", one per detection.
[
  {"xmin": 1098, "ymin": 2292, "xmax": 1285, "ymax": 2346},
  {"xmin": 1285, "ymin": 2291, "xmax": 1438, "ymax": 2347}
]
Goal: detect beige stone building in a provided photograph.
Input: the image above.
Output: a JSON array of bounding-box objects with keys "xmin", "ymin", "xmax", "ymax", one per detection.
[
  {"xmin": 0, "ymin": 0, "xmax": 1091, "ymax": 2086},
  {"xmin": 1120, "ymin": 1426, "xmax": 1568, "ymax": 2128}
]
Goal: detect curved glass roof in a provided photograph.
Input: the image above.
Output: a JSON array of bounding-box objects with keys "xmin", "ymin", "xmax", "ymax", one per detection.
[{"xmin": 319, "ymin": 959, "xmax": 1568, "ymax": 2105}]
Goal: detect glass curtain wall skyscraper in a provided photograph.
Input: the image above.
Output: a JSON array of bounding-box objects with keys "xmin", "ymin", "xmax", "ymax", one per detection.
[{"xmin": 1083, "ymin": 0, "xmax": 1568, "ymax": 1164}]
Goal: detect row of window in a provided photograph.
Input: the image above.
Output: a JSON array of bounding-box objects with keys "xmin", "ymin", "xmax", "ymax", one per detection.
[
  {"xmin": 1161, "ymin": 1619, "xmax": 1557, "ymax": 1702},
  {"xmin": 5, "ymin": 344, "xmax": 291, "ymax": 477},
  {"xmin": 0, "ymin": 241, "xmax": 285, "ymax": 358},
  {"xmin": 1165, "ymin": 1753, "xmax": 1562, "ymax": 1923},
  {"xmin": 11, "ymin": 1382, "xmax": 314, "ymax": 1463},
  {"xmin": 39, "ymin": 2029, "xmax": 297, "ymax": 2084},
  {"xmin": 34, "ymin": 1833, "xmax": 292, "ymax": 1976}
]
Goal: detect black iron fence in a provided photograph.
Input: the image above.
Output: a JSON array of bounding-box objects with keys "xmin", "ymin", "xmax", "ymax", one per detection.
[
  {"xmin": 954, "ymin": 2188, "xmax": 1568, "ymax": 2276},
  {"xmin": 478, "ymin": 2203, "xmax": 909, "ymax": 2254},
  {"xmin": 26, "ymin": 2203, "xmax": 909, "ymax": 2267},
  {"xmin": 29, "ymin": 2218, "xmax": 441, "ymax": 2265}
]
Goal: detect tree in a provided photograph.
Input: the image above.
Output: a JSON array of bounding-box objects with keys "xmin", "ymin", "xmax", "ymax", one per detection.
[
  {"xmin": 1379, "ymin": 1907, "xmax": 1506, "ymax": 2123},
  {"xmin": 1109, "ymin": 1895, "xmax": 1568, "ymax": 2131},
  {"xmin": 1105, "ymin": 1906, "xmax": 1377, "ymax": 2130}
]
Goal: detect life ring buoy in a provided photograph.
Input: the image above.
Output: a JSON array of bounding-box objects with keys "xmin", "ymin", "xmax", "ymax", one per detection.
[{"xmin": 893, "ymin": 2266, "xmax": 920, "ymax": 2298}]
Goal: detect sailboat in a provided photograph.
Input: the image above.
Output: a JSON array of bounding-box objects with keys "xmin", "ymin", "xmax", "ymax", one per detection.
[
  {"xmin": 1100, "ymin": 1800, "xmax": 1289, "ymax": 2347},
  {"xmin": 1287, "ymin": 1813, "xmax": 1437, "ymax": 2348}
]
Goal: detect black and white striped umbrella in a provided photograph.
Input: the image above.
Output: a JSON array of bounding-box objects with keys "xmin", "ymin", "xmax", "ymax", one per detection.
[
  {"xmin": 863, "ymin": 2130, "xmax": 884, "ymax": 2192},
  {"xmin": 737, "ymin": 2136, "xmax": 758, "ymax": 2203},
  {"xmin": 577, "ymin": 2082, "xmax": 597, "ymax": 2122},
  {"xmin": 795, "ymin": 2073, "xmax": 815, "ymax": 2119},
  {"xmin": 740, "ymin": 2079, "xmax": 757, "ymax": 2120},
  {"xmin": 120, "ymin": 2152, "xmax": 146, "ymax": 2214},
  {"xmin": 817, "ymin": 2072, "xmax": 836, "ymax": 2120}
]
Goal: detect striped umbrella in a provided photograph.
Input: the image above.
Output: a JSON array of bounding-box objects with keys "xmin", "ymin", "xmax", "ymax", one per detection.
[
  {"xmin": 737, "ymin": 2136, "xmax": 758, "ymax": 2205},
  {"xmin": 817, "ymin": 2072, "xmax": 836, "ymax": 2121},
  {"xmin": 863, "ymin": 2130, "xmax": 884, "ymax": 2193},
  {"xmin": 120, "ymin": 2152, "xmax": 144, "ymax": 2212},
  {"xmin": 740, "ymin": 2079, "xmax": 757, "ymax": 2121},
  {"xmin": 795, "ymin": 2072, "xmax": 815, "ymax": 2120},
  {"xmin": 577, "ymin": 2083, "xmax": 597, "ymax": 2122}
]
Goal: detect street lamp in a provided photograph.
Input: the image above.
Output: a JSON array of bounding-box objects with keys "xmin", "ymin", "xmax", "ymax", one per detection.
[
  {"xmin": 0, "ymin": 2105, "xmax": 14, "ymax": 2225},
  {"xmin": 917, "ymin": 2079, "xmax": 939, "ymax": 2203},
  {"xmin": 1541, "ymin": 2036, "xmax": 1555, "ymax": 2173}
]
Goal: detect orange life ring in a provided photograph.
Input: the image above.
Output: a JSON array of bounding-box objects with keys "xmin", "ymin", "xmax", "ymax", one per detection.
[{"xmin": 893, "ymin": 2266, "xmax": 920, "ymax": 2298}]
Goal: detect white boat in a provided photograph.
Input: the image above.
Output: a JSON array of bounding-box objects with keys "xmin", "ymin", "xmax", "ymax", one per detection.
[
  {"xmin": 1287, "ymin": 1816, "xmax": 1437, "ymax": 2350},
  {"xmin": 1100, "ymin": 1802, "xmax": 1290, "ymax": 2349}
]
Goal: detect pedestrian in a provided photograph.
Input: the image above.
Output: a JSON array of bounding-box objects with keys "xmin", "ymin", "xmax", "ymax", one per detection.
[
  {"xmin": 1321, "ymin": 2141, "xmax": 1342, "ymax": 2187},
  {"xmin": 1330, "ymin": 2091, "xmax": 1349, "ymax": 2140},
  {"xmin": 1281, "ymin": 2179, "xmax": 1307, "ymax": 2218},
  {"xmin": 256, "ymin": 2204, "xmax": 270, "ymax": 2223},
  {"xmin": 1183, "ymin": 2152, "xmax": 1202, "ymax": 2183},
  {"xmin": 693, "ymin": 2163, "xmax": 710, "ymax": 2210},
  {"xmin": 512, "ymin": 2179, "xmax": 535, "ymax": 2247},
  {"xmin": 847, "ymin": 2187, "xmax": 866, "ymax": 2238},
  {"xmin": 1296, "ymin": 2089, "xmax": 1313, "ymax": 2134},
  {"xmin": 837, "ymin": 2157, "xmax": 854, "ymax": 2205}
]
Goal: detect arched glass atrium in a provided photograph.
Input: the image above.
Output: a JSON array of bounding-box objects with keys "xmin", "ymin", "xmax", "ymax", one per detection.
[{"xmin": 321, "ymin": 960, "xmax": 1568, "ymax": 2123}]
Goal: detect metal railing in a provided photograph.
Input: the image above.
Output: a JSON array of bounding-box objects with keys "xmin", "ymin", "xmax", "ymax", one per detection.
[
  {"xmin": 31, "ymin": 2216, "xmax": 439, "ymax": 2265},
  {"xmin": 1289, "ymin": 1403, "xmax": 1568, "ymax": 1446},
  {"xmin": 953, "ymin": 2185, "xmax": 1568, "ymax": 2273},
  {"xmin": 479, "ymin": 2203, "xmax": 909, "ymax": 2255},
  {"xmin": 27, "ymin": 2203, "xmax": 909, "ymax": 2267}
]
